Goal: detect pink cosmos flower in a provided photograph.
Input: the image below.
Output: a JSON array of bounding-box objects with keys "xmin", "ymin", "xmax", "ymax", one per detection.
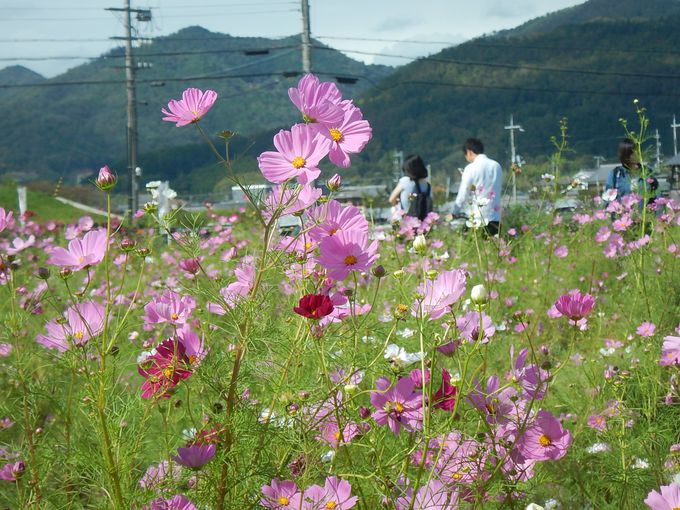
[
  {"xmin": 0, "ymin": 207, "xmax": 14, "ymax": 233},
  {"xmin": 258, "ymin": 124, "xmax": 331, "ymax": 185},
  {"xmin": 300, "ymin": 476, "xmax": 358, "ymax": 510},
  {"xmin": 288, "ymin": 73, "xmax": 344, "ymax": 127},
  {"xmin": 0, "ymin": 461, "xmax": 24, "ymax": 482},
  {"xmin": 262, "ymin": 184, "xmax": 322, "ymax": 220},
  {"xmin": 370, "ymin": 376, "xmax": 423, "ymax": 435},
  {"xmin": 434, "ymin": 433, "xmax": 487, "ymax": 486},
  {"xmin": 161, "ymin": 87, "xmax": 217, "ymax": 127},
  {"xmin": 417, "ymin": 269, "xmax": 467, "ymax": 320},
  {"xmin": 178, "ymin": 257, "xmax": 202, "ymax": 276},
  {"xmin": 143, "ymin": 290, "xmax": 196, "ymax": 326},
  {"xmin": 139, "ymin": 460, "xmax": 182, "ymax": 490},
  {"xmin": 467, "ymin": 375, "xmax": 521, "ymax": 425},
  {"xmin": 317, "ymin": 229, "xmax": 379, "ymax": 281},
  {"xmin": 143, "ymin": 495, "xmax": 197, "ymax": 510},
  {"xmin": 138, "ymin": 338, "xmax": 194, "ymax": 399},
  {"xmin": 660, "ymin": 336, "xmax": 680, "ymax": 366},
  {"xmin": 207, "ymin": 261, "xmax": 255, "ymax": 314},
  {"xmin": 319, "ymin": 104, "xmax": 372, "ymax": 168},
  {"xmin": 550, "ymin": 289, "xmax": 595, "ymax": 321},
  {"xmin": 456, "ymin": 311, "xmax": 495, "ymax": 343},
  {"xmin": 36, "ymin": 301, "xmax": 105, "ymax": 352},
  {"xmin": 172, "ymin": 443, "xmax": 216, "ymax": 469},
  {"xmin": 317, "ymin": 419, "xmax": 362, "ymax": 449},
  {"xmin": 47, "ymin": 228, "xmax": 107, "ymax": 270},
  {"xmin": 645, "ymin": 482, "xmax": 680, "ymax": 510},
  {"xmin": 587, "ymin": 414, "xmax": 607, "ymax": 431},
  {"xmin": 637, "ymin": 321, "xmax": 656, "ymax": 337},
  {"xmin": 395, "ymin": 480, "xmax": 458, "ymax": 510},
  {"xmin": 553, "ymin": 245, "xmax": 568, "ymax": 258},
  {"xmin": 306, "ymin": 199, "xmax": 368, "ymax": 243},
  {"xmin": 261, "ymin": 479, "xmax": 302, "ymax": 510},
  {"xmin": 516, "ymin": 410, "xmax": 572, "ymax": 461},
  {"xmin": 0, "ymin": 344, "xmax": 11, "ymax": 357},
  {"xmin": 6, "ymin": 235, "xmax": 35, "ymax": 255}
]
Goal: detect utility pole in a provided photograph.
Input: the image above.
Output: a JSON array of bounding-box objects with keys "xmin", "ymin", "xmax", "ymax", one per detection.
[
  {"xmin": 301, "ymin": 0, "xmax": 311, "ymax": 74},
  {"xmin": 106, "ymin": 0, "xmax": 151, "ymax": 221},
  {"xmin": 655, "ymin": 129, "xmax": 662, "ymax": 168},
  {"xmin": 593, "ymin": 156, "xmax": 606, "ymax": 168},
  {"xmin": 504, "ymin": 114, "xmax": 523, "ymax": 203},
  {"xmin": 671, "ymin": 115, "xmax": 680, "ymax": 156}
]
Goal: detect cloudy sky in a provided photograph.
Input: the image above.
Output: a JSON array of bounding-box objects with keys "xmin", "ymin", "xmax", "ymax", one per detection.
[{"xmin": 1, "ymin": 0, "xmax": 584, "ymax": 78}]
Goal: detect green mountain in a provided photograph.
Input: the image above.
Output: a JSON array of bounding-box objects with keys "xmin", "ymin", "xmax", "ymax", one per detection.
[
  {"xmin": 0, "ymin": 26, "xmax": 392, "ymax": 182},
  {"xmin": 500, "ymin": 0, "xmax": 680, "ymax": 37},
  {"xmin": 355, "ymin": 14, "xmax": 680, "ymax": 179}
]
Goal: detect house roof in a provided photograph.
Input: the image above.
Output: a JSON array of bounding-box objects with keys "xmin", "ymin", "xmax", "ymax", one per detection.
[{"xmin": 666, "ymin": 153, "xmax": 680, "ymax": 166}]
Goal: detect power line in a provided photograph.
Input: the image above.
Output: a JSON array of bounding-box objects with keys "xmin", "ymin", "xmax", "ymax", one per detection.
[
  {"xmin": 314, "ymin": 45, "xmax": 680, "ymax": 81},
  {"xmin": 4, "ymin": 1, "xmax": 296, "ymax": 8},
  {"xmin": 0, "ymin": 45, "xmax": 299, "ymax": 61},
  {"xmin": 0, "ymin": 9, "xmax": 298, "ymax": 22}
]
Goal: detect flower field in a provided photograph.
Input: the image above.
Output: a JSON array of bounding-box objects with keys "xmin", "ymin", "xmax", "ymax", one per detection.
[{"xmin": 0, "ymin": 75, "xmax": 679, "ymax": 510}]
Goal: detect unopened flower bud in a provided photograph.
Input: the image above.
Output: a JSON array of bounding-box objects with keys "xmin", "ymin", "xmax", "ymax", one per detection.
[
  {"xmin": 393, "ymin": 270, "xmax": 405, "ymax": 279},
  {"xmin": 470, "ymin": 284, "xmax": 488, "ymax": 305},
  {"xmin": 36, "ymin": 267, "xmax": 50, "ymax": 280},
  {"xmin": 393, "ymin": 303, "xmax": 409, "ymax": 320},
  {"xmin": 95, "ymin": 165, "xmax": 117, "ymax": 191},
  {"xmin": 358, "ymin": 406, "xmax": 371, "ymax": 420},
  {"xmin": 413, "ymin": 234, "xmax": 427, "ymax": 255},
  {"xmin": 372, "ymin": 265, "xmax": 386, "ymax": 278},
  {"xmin": 344, "ymin": 383, "xmax": 358, "ymax": 394},
  {"xmin": 59, "ymin": 268, "xmax": 72, "ymax": 280},
  {"xmin": 425, "ymin": 269, "xmax": 439, "ymax": 280},
  {"xmin": 143, "ymin": 202, "xmax": 158, "ymax": 214},
  {"xmin": 136, "ymin": 247, "xmax": 150, "ymax": 257},
  {"xmin": 327, "ymin": 173, "xmax": 342, "ymax": 192},
  {"xmin": 120, "ymin": 238, "xmax": 136, "ymax": 252}
]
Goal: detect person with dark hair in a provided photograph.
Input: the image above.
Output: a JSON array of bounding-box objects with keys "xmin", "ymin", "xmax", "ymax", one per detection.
[
  {"xmin": 604, "ymin": 138, "xmax": 658, "ymax": 205},
  {"xmin": 451, "ymin": 138, "xmax": 503, "ymax": 235},
  {"xmin": 389, "ymin": 154, "xmax": 432, "ymax": 219}
]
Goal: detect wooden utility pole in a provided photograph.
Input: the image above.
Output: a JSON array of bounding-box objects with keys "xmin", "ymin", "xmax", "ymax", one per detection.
[
  {"xmin": 301, "ymin": 0, "xmax": 311, "ymax": 74},
  {"xmin": 106, "ymin": 1, "xmax": 150, "ymax": 220}
]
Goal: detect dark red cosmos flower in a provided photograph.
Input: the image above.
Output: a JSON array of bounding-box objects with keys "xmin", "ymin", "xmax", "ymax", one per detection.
[
  {"xmin": 293, "ymin": 293, "xmax": 334, "ymax": 320},
  {"xmin": 432, "ymin": 369, "xmax": 458, "ymax": 412}
]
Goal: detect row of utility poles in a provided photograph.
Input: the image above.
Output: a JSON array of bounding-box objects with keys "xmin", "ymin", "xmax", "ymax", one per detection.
[{"xmin": 107, "ymin": 0, "xmax": 312, "ymax": 220}]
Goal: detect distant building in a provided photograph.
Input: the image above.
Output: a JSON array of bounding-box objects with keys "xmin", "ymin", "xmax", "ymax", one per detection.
[{"xmin": 572, "ymin": 163, "xmax": 618, "ymax": 191}]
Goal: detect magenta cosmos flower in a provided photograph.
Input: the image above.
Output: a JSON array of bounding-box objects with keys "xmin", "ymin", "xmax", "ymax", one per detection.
[
  {"xmin": 645, "ymin": 482, "xmax": 680, "ymax": 510},
  {"xmin": 370, "ymin": 376, "xmax": 423, "ymax": 435},
  {"xmin": 661, "ymin": 335, "xmax": 680, "ymax": 366},
  {"xmin": 288, "ymin": 73, "xmax": 344, "ymax": 127},
  {"xmin": 417, "ymin": 269, "xmax": 467, "ymax": 320},
  {"xmin": 258, "ymin": 123, "xmax": 331, "ymax": 185},
  {"xmin": 432, "ymin": 369, "xmax": 457, "ymax": 412},
  {"xmin": 319, "ymin": 104, "xmax": 372, "ymax": 168},
  {"xmin": 161, "ymin": 87, "xmax": 217, "ymax": 127},
  {"xmin": 48, "ymin": 228, "xmax": 107, "ymax": 271},
  {"xmin": 456, "ymin": 311, "xmax": 496, "ymax": 343},
  {"xmin": 36, "ymin": 301, "xmax": 105, "ymax": 352},
  {"xmin": 317, "ymin": 229, "xmax": 379, "ymax": 281},
  {"xmin": 0, "ymin": 461, "xmax": 24, "ymax": 482},
  {"xmin": 550, "ymin": 289, "xmax": 595, "ymax": 321},
  {"xmin": 516, "ymin": 410, "xmax": 572, "ymax": 461},
  {"xmin": 262, "ymin": 184, "xmax": 322, "ymax": 220},
  {"xmin": 300, "ymin": 476, "xmax": 358, "ymax": 510},
  {"xmin": 306, "ymin": 199, "xmax": 368, "ymax": 243},
  {"xmin": 143, "ymin": 494, "xmax": 197, "ymax": 510},
  {"xmin": 294, "ymin": 293, "xmax": 334, "ymax": 320},
  {"xmin": 172, "ymin": 443, "xmax": 216, "ymax": 469},
  {"xmin": 261, "ymin": 479, "xmax": 301, "ymax": 510}
]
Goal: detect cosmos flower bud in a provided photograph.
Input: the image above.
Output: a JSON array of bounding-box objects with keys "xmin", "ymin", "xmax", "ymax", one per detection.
[
  {"xmin": 36, "ymin": 267, "xmax": 50, "ymax": 280},
  {"xmin": 393, "ymin": 270, "xmax": 405, "ymax": 279},
  {"xmin": 95, "ymin": 165, "xmax": 117, "ymax": 191},
  {"xmin": 470, "ymin": 284, "xmax": 488, "ymax": 305},
  {"xmin": 59, "ymin": 268, "xmax": 72, "ymax": 280},
  {"xmin": 413, "ymin": 234, "xmax": 427, "ymax": 255},
  {"xmin": 371, "ymin": 265, "xmax": 386, "ymax": 278},
  {"xmin": 120, "ymin": 238, "xmax": 136, "ymax": 252},
  {"xmin": 425, "ymin": 269, "xmax": 439, "ymax": 280},
  {"xmin": 327, "ymin": 173, "xmax": 342, "ymax": 191}
]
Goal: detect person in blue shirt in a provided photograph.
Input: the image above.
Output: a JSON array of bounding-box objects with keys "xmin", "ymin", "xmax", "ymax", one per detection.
[{"xmin": 605, "ymin": 138, "xmax": 658, "ymax": 205}]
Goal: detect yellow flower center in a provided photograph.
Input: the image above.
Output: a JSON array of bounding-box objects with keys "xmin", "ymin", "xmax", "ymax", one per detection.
[
  {"xmin": 328, "ymin": 228, "xmax": 338, "ymax": 235},
  {"xmin": 163, "ymin": 367, "xmax": 174, "ymax": 378},
  {"xmin": 292, "ymin": 156, "xmax": 306, "ymax": 169},
  {"xmin": 395, "ymin": 402, "xmax": 405, "ymax": 413},
  {"xmin": 452, "ymin": 472, "xmax": 463, "ymax": 480},
  {"xmin": 171, "ymin": 313, "xmax": 179, "ymax": 321},
  {"xmin": 191, "ymin": 109, "xmax": 199, "ymax": 117},
  {"xmin": 334, "ymin": 431, "xmax": 342, "ymax": 440},
  {"xmin": 78, "ymin": 256, "xmax": 85, "ymax": 263},
  {"xmin": 329, "ymin": 128, "xmax": 343, "ymax": 142},
  {"xmin": 278, "ymin": 496, "xmax": 289, "ymax": 505},
  {"xmin": 343, "ymin": 255, "xmax": 357, "ymax": 266},
  {"xmin": 326, "ymin": 502, "xmax": 337, "ymax": 509},
  {"xmin": 74, "ymin": 331, "xmax": 84, "ymax": 340},
  {"xmin": 539, "ymin": 434, "xmax": 552, "ymax": 447},
  {"xmin": 396, "ymin": 304, "xmax": 409, "ymax": 314}
]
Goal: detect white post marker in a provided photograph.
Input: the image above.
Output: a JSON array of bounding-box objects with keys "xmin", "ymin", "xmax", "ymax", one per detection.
[{"xmin": 17, "ymin": 186, "xmax": 27, "ymax": 226}]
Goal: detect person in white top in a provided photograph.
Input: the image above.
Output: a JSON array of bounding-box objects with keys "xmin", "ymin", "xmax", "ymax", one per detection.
[{"xmin": 451, "ymin": 138, "xmax": 503, "ymax": 235}]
